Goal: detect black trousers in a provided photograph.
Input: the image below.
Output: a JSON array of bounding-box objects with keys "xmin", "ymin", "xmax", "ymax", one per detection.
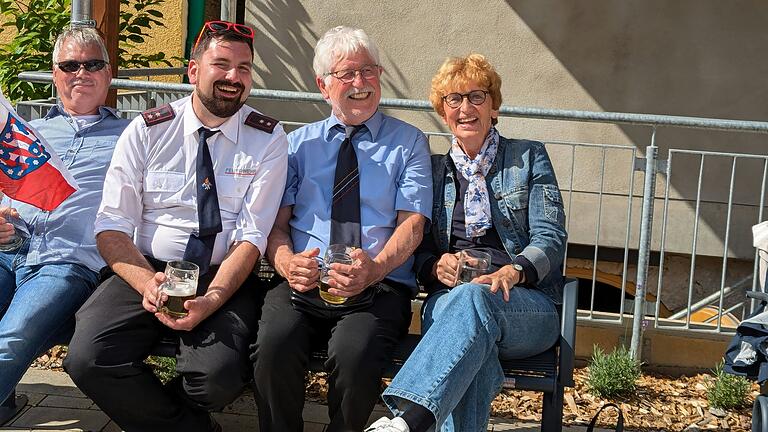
[
  {"xmin": 251, "ymin": 280, "xmax": 411, "ymax": 432},
  {"xmin": 64, "ymin": 262, "xmax": 264, "ymax": 432}
]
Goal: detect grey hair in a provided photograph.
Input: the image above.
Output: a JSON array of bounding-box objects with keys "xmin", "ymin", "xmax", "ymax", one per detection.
[
  {"xmin": 52, "ymin": 26, "xmax": 109, "ymax": 65},
  {"xmin": 312, "ymin": 26, "xmax": 380, "ymax": 84}
]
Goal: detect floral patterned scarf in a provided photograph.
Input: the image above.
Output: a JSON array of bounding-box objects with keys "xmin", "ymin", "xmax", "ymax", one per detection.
[{"xmin": 449, "ymin": 127, "xmax": 499, "ymax": 238}]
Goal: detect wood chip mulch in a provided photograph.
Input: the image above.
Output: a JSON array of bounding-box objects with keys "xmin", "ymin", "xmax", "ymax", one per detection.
[
  {"xmin": 491, "ymin": 368, "xmax": 755, "ymax": 431},
  {"xmin": 33, "ymin": 348, "xmax": 758, "ymax": 431},
  {"xmin": 308, "ymin": 368, "xmax": 757, "ymax": 431}
]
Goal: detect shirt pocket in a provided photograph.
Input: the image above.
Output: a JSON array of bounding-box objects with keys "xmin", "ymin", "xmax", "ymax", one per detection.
[
  {"xmin": 502, "ymin": 187, "xmax": 530, "ymax": 232},
  {"xmin": 216, "ymin": 175, "xmax": 251, "ymax": 213},
  {"xmin": 86, "ymin": 139, "xmax": 118, "ymax": 165},
  {"xmin": 144, "ymin": 171, "xmax": 186, "ymax": 204}
]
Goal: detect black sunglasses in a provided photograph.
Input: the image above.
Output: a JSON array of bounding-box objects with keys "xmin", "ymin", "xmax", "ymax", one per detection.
[{"xmin": 56, "ymin": 59, "xmax": 108, "ymax": 73}]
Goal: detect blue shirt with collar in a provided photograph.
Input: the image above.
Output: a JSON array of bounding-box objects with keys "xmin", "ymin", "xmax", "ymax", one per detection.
[
  {"xmin": 3, "ymin": 104, "xmax": 130, "ymax": 273},
  {"xmin": 283, "ymin": 110, "xmax": 432, "ymax": 291}
]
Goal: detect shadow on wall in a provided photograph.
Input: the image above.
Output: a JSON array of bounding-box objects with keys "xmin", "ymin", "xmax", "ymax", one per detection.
[
  {"xmin": 244, "ymin": 0, "xmax": 445, "ymax": 133},
  {"xmin": 245, "ymin": 0, "xmax": 325, "ymax": 124},
  {"xmin": 508, "ymin": 0, "xmax": 768, "ymax": 260}
]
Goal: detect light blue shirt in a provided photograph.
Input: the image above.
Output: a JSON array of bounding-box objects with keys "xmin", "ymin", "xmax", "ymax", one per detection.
[
  {"xmin": 283, "ymin": 111, "xmax": 432, "ymax": 289},
  {"xmin": 3, "ymin": 105, "xmax": 130, "ymax": 273}
]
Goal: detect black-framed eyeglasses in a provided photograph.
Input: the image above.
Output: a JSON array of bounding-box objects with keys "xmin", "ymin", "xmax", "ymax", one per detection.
[
  {"xmin": 193, "ymin": 20, "xmax": 255, "ymax": 50},
  {"xmin": 323, "ymin": 64, "xmax": 380, "ymax": 84},
  {"xmin": 442, "ymin": 90, "xmax": 489, "ymax": 108},
  {"xmin": 56, "ymin": 59, "xmax": 108, "ymax": 73}
]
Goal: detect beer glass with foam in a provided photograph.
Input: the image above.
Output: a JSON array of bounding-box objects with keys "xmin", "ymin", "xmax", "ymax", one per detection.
[{"xmin": 157, "ymin": 261, "xmax": 199, "ymax": 317}]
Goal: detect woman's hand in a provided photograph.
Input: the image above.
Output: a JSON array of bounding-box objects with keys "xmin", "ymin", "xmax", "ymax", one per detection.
[
  {"xmin": 473, "ymin": 264, "xmax": 522, "ymax": 302},
  {"xmin": 433, "ymin": 252, "xmax": 460, "ymax": 287}
]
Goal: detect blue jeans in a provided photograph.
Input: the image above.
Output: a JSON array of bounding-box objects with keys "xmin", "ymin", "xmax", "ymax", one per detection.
[
  {"xmin": 381, "ymin": 283, "xmax": 559, "ymax": 432},
  {"xmin": 0, "ymin": 243, "xmax": 98, "ymax": 402}
]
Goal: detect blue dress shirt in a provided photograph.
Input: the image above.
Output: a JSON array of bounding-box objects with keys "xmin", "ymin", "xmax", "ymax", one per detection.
[
  {"xmin": 282, "ymin": 111, "xmax": 433, "ymax": 290},
  {"xmin": 2, "ymin": 105, "xmax": 130, "ymax": 273}
]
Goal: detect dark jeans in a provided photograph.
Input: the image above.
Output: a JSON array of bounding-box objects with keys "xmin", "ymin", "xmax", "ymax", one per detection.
[
  {"xmin": 251, "ymin": 280, "xmax": 412, "ymax": 432},
  {"xmin": 64, "ymin": 263, "xmax": 264, "ymax": 432}
]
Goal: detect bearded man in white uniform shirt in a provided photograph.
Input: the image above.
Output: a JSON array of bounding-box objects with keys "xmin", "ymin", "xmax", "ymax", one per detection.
[{"xmin": 64, "ymin": 21, "xmax": 288, "ymax": 432}]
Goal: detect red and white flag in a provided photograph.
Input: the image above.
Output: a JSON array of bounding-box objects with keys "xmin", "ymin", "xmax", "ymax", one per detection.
[{"xmin": 0, "ymin": 92, "xmax": 78, "ymax": 211}]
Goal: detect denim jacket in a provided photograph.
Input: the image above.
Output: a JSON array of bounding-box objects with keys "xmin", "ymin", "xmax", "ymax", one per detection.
[{"xmin": 414, "ymin": 136, "xmax": 567, "ymax": 304}]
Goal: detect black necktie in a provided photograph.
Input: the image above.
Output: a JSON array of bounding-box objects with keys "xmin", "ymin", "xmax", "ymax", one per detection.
[
  {"xmin": 183, "ymin": 127, "xmax": 222, "ymax": 275},
  {"xmin": 330, "ymin": 125, "xmax": 363, "ymax": 248}
]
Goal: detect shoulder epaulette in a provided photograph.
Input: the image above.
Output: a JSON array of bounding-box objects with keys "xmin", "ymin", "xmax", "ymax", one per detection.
[
  {"xmin": 141, "ymin": 104, "xmax": 175, "ymax": 126},
  {"xmin": 245, "ymin": 112, "xmax": 278, "ymax": 133}
]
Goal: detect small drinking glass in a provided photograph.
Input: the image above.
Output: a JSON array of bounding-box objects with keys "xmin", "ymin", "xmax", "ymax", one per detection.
[
  {"xmin": 157, "ymin": 260, "xmax": 199, "ymax": 317},
  {"xmin": 318, "ymin": 244, "xmax": 354, "ymax": 305},
  {"xmin": 0, "ymin": 210, "xmax": 28, "ymax": 252},
  {"xmin": 455, "ymin": 249, "xmax": 492, "ymax": 286}
]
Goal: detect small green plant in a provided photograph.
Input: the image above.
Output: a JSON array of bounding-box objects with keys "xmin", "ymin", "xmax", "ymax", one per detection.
[
  {"xmin": 586, "ymin": 345, "xmax": 641, "ymax": 398},
  {"xmin": 707, "ymin": 360, "xmax": 751, "ymax": 410},
  {"xmin": 144, "ymin": 355, "xmax": 178, "ymax": 384}
]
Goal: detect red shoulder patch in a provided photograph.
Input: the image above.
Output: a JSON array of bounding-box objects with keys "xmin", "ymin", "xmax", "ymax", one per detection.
[
  {"xmin": 141, "ymin": 104, "xmax": 176, "ymax": 126},
  {"xmin": 245, "ymin": 112, "xmax": 278, "ymax": 133}
]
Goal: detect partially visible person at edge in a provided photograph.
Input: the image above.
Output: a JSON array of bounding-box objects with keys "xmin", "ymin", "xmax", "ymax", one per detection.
[
  {"xmin": 63, "ymin": 21, "xmax": 288, "ymax": 432},
  {"xmin": 0, "ymin": 26, "xmax": 130, "ymax": 412},
  {"xmin": 367, "ymin": 53, "xmax": 567, "ymax": 432},
  {"xmin": 251, "ymin": 26, "xmax": 433, "ymax": 432}
]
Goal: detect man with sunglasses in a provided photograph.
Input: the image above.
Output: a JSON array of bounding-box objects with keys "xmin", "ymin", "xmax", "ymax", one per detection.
[
  {"xmin": 251, "ymin": 26, "xmax": 432, "ymax": 432},
  {"xmin": 0, "ymin": 26, "xmax": 130, "ymax": 422},
  {"xmin": 64, "ymin": 21, "xmax": 287, "ymax": 432}
]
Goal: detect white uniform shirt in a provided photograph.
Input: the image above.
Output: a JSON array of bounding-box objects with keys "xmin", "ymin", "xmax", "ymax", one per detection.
[{"xmin": 95, "ymin": 96, "xmax": 288, "ymax": 265}]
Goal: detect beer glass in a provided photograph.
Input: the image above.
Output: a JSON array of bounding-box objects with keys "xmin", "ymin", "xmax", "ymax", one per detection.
[
  {"xmin": 455, "ymin": 249, "xmax": 491, "ymax": 286},
  {"xmin": 0, "ymin": 205, "xmax": 28, "ymax": 252},
  {"xmin": 318, "ymin": 244, "xmax": 354, "ymax": 305},
  {"xmin": 157, "ymin": 260, "xmax": 199, "ymax": 317}
]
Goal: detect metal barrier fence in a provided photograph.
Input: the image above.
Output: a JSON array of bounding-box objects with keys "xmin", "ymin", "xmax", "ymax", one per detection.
[{"xmin": 18, "ymin": 70, "xmax": 768, "ymax": 360}]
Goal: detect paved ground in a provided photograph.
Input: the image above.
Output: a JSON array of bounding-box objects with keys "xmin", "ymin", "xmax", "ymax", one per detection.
[{"xmin": 1, "ymin": 369, "xmax": 607, "ymax": 431}]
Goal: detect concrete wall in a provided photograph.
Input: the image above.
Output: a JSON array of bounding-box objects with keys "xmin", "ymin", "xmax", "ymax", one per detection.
[{"xmin": 244, "ymin": 0, "xmax": 768, "ymax": 263}]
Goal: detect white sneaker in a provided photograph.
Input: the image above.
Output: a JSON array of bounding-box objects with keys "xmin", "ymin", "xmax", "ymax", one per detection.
[{"xmin": 364, "ymin": 416, "xmax": 410, "ymax": 432}]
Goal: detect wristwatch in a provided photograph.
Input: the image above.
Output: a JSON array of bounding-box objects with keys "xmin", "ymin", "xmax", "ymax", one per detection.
[{"xmin": 512, "ymin": 263, "xmax": 525, "ymax": 283}]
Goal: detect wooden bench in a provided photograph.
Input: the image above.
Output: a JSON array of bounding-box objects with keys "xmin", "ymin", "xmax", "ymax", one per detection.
[
  {"xmin": 2, "ymin": 272, "xmax": 577, "ymax": 432},
  {"xmin": 306, "ymin": 277, "xmax": 579, "ymax": 432}
]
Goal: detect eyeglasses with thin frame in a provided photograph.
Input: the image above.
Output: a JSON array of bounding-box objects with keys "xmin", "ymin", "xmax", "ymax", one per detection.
[
  {"xmin": 442, "ymin": 90, "xmax": 489, "ymax": 109},
  {"xmin": 323, "ymin": 64, "xmax": 381, "ymax": 84},
  {"xmin": 56, "ymin": 59, "xmax": 108, "ymax": 73},
  {"xmin": 193, "ymin": 20, "xmax": 255, "ymax": 50}
]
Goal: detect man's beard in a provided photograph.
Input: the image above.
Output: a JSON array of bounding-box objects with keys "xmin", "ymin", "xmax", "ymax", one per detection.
[{"xmin": 197, "ymin": 80, "xmax": 247, "ymax": 118}]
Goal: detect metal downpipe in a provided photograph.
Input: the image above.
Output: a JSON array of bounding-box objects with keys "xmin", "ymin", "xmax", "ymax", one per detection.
[
  {"xmin": 630, "ymin": 127, "xmax": 659, "ymax": 362},
  {"xmin": 71, "ymin": 0, "xmax": 94, "ymax": 27}
]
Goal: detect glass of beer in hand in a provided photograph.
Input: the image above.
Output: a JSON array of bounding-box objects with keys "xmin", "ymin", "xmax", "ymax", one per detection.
[
  {"xmin": 455, "ymin": 249, "xmax": 491, "ymax": 286},
  {"xmin": 157, "ymin": 261, "xmax": 199, "ymax": 317},
  {"xmin": 318, "ymin": 244, "xmax": 354, "ymax": 305},
  {"xmin": 0, "ymin": 206, "xmax": 29, "ymax": 252}
]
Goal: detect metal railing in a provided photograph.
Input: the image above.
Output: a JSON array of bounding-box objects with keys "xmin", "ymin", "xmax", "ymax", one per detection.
[{"xmin": 19, "ymin": 71, "xmax": 768, "ymax": 360}]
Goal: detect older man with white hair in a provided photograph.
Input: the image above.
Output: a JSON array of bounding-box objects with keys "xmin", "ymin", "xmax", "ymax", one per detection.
[{"xmin": 251, "ymin": 26, "xmax": 433, "ymax": 432}]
